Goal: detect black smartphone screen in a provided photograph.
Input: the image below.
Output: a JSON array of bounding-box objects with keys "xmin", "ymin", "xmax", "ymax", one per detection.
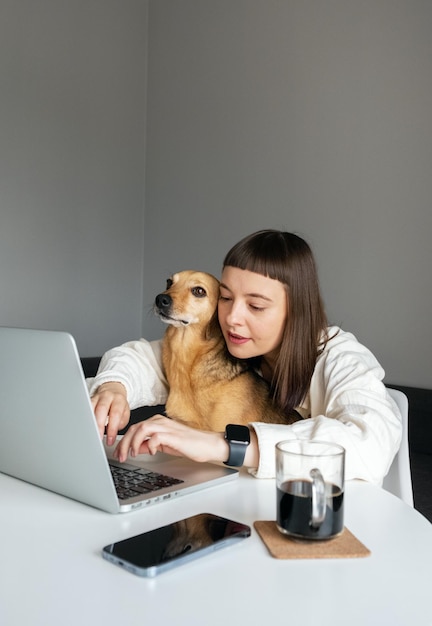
[{"xmin": 102, "ymin": 513, "xmax": 251, "ymax": 577}]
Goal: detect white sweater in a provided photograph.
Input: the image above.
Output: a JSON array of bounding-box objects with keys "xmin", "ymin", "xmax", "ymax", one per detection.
[{"xmin": 87, "ymin": 326, "xmax": 402, "ymax": 484}]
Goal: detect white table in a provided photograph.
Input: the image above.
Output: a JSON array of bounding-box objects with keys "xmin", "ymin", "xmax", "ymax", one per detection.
[{"xmin": 1, "ymin": 460, "xmax": 431, "ymax": 626}]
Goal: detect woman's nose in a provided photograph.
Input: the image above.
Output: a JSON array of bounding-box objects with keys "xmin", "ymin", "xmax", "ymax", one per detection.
[{"xmin": 225, "ymin": 301, "xmax": 244, "ymax": 327}]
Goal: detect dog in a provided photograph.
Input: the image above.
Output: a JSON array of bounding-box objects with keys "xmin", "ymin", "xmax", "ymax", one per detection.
[{"xmin": 154, "ymin": 270, "xmax": 299, "ymax": 431}]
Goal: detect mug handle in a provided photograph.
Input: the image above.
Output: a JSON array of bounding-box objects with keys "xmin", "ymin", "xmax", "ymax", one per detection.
[{"xmin": 310, "ymin": 468, "xmax": 326, "ymax": 528}]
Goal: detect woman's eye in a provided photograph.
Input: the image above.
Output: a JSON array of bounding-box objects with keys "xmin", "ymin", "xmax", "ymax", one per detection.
[
  {"xmin": 192, "ymin": 286, "xmax": 206, "ymax": 298},
  {"xmin": 250, "ymin": 304, "xmax": 265, "ymax": 311}
]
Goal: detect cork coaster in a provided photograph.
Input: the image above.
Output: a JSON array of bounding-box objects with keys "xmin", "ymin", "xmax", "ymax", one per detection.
[{"xmin": 254, "ymin": 521, "xmax": 370, "ymax": 559}]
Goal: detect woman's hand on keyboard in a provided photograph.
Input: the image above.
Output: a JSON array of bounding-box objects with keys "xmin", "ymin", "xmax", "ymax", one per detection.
[
  {"xmin": 91, "ymin": 382, "xmax": 130, "ymax": 445},
  {"xmin": 113, "ymin": 415, "xmax": 229, "ymax": 465}
]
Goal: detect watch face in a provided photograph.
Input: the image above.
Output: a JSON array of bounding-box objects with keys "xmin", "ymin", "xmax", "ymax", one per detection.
[{"xmin": 226, "ymin": 424, "xmax": 250, "ymax": 444}]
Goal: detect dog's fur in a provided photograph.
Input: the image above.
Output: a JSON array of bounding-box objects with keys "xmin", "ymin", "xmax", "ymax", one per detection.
[{"xmin": 154, "ymin": 270, "xmax": 299, "ymax": 432}]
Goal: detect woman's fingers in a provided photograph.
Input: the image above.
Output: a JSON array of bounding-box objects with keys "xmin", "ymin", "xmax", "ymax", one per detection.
[
  {"xmin": 114, "ymin": 416, "xmax": 227, "ymax": 464},
  {"xmin": 90, "ymin": 382, "xmax": 130, "ymax": 444}
]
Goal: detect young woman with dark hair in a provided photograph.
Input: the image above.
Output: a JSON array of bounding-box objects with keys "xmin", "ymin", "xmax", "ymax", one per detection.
[
  {"xmin": 88, "ymin": 230, "xmax": 401, "ymax": 484},
  {"xmin": 221, "ymin": 230, "xmax": 329, "ymax": 415}
]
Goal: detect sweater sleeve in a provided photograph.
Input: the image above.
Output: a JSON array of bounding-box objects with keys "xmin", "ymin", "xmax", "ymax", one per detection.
[
  {"xmin": 249, "ymin": 328, "xmax": 402, "ymax": 485},
  {"xmin": 86, "ymin": 338, "xmax": 169, "ymax": 409}
]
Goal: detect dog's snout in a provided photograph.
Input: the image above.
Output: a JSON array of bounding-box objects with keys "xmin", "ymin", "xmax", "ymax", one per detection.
[{"xmin": 155, "ymin": 293, "xmax": 172, "ymax": 310}]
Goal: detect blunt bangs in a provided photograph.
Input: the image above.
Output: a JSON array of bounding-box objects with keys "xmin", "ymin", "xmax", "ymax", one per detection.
[{"xmin": 223, "ymin": 230, "xmax": 307, "ymax": 286}]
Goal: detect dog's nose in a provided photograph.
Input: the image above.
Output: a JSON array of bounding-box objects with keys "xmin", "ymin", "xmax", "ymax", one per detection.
[{"xmin": 155, "ymin": 293, "xmax": 172, "ymax": 310}]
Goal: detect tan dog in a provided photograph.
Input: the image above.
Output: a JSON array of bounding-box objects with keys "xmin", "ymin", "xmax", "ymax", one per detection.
[{"xmin": 154, "ymin": 270, "xmax": 299, "ymax": 431}]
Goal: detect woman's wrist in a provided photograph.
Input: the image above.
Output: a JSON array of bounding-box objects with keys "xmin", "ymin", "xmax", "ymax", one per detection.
[
  {"xmin": 213, "ymin": 432, "xmax": 230, "ymax": 464},
  {"xmin": 96, "ymin": 381, "xmax": 127, "ymax": 396}
]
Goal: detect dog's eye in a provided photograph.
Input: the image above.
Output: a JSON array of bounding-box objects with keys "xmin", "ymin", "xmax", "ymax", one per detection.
[
  {"xmin": 166, "ymin": 278, "xmax": 173, "ymax": 289},
  {"xmin": 191, "ymin": 286, "xmax": 207, "ymax": 298}
]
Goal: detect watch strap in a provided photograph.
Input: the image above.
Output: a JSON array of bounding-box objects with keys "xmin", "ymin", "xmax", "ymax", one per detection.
[{"xmin": 223, "ymin": 424, "xmax": 250, "ymax": 467}]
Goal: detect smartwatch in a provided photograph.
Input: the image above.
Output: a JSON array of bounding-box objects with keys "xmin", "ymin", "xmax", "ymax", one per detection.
[{"xmin": 223, "ymin": 424, "xmax": 251, "ymax": 467}]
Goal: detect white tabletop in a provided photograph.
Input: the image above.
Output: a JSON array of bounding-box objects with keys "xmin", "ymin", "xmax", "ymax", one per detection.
[{"xmin": 1, "ymin": 461, "xmax": 431, "ymax": 626}]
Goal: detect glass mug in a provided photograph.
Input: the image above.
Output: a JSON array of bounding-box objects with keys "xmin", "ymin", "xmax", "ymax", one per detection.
[{"xmin": 276, "ymin": 440, "xmax": 345, "ymax": 540}]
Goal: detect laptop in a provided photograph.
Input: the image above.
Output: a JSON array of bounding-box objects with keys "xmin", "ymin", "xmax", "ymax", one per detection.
[{"xmin": 0, "ymin": 327, "xmax": 238, "ymax": 513}]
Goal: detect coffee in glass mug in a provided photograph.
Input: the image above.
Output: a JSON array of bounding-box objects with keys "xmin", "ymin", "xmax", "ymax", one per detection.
[{"xmin": 276, "ymin": 440, "xmax": 345, "ymax": 540}]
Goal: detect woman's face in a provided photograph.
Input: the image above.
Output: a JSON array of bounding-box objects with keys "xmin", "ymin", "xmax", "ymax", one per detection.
[{"xmin": 218, "ymin": 266, "xmax": 288, "ymax": 365}]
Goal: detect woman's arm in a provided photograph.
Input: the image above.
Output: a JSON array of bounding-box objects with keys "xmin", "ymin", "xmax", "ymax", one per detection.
[{"xmin": 114, "ymin": 415, "xmax": 260, "ymax": 467}]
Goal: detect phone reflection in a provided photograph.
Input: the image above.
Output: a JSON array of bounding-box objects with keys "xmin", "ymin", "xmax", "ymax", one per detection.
[{"xmin": 162, "ymin": 513, "xmax": 241, "ymax": 559}]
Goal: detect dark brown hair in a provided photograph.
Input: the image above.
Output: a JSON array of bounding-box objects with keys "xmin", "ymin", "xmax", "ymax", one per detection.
[{"xmin": 222, "ymin": 229, "xmax": 328, "ymax": 414}]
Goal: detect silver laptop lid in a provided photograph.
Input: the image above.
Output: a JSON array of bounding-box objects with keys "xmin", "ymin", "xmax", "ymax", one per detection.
[
  {"xmin": 0, "ymin": 327, "xmax": 237, "ymax": 514},
  {"xmin": 0, "ymin": 327, "xmax": 121, "ymax": 512}
]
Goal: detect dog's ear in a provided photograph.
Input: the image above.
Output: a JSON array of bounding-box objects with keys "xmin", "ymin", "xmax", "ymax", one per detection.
[{"xmin": 205, "ymin": 309, "xmax": 221, "ymax": 341}]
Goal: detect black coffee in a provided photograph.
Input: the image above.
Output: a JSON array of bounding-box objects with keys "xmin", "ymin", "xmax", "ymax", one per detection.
[{"xmin": 277, "ymin": 479, "xmax": 344, "ymax": 540}]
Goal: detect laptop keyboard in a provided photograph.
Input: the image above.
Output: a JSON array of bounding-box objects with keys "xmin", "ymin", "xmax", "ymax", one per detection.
[{"xmin": 109, "ymin": 463, "xmax": 184, "ymax": 500}]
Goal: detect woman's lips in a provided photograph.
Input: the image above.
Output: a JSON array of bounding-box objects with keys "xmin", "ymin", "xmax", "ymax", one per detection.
[{"xmin": 227, "ymin": 332, "xmax": 250, "ymax": 345}]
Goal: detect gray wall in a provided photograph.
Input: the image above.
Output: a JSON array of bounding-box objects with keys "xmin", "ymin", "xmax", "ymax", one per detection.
[
  {"xmin": 1, "ymin": 1, "xmax": 431, "ymax": 389},
  {"xmin": 0, "ymin": 0, "xmax": 148, "ymax": 356},
  {"xmin": 143, "ymin": 0, "xmax": 432, "ymax": 389}
]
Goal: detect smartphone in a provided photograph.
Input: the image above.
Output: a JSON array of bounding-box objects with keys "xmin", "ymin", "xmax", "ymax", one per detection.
[{"xmin": 102, "ymin": 513, "xmax": 251, "ymax": 577}]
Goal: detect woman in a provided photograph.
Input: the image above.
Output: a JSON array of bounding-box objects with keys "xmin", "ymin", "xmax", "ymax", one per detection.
[{"xmin": 88, "ymin": 230, "xmax": 402, "ymax": 484}]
